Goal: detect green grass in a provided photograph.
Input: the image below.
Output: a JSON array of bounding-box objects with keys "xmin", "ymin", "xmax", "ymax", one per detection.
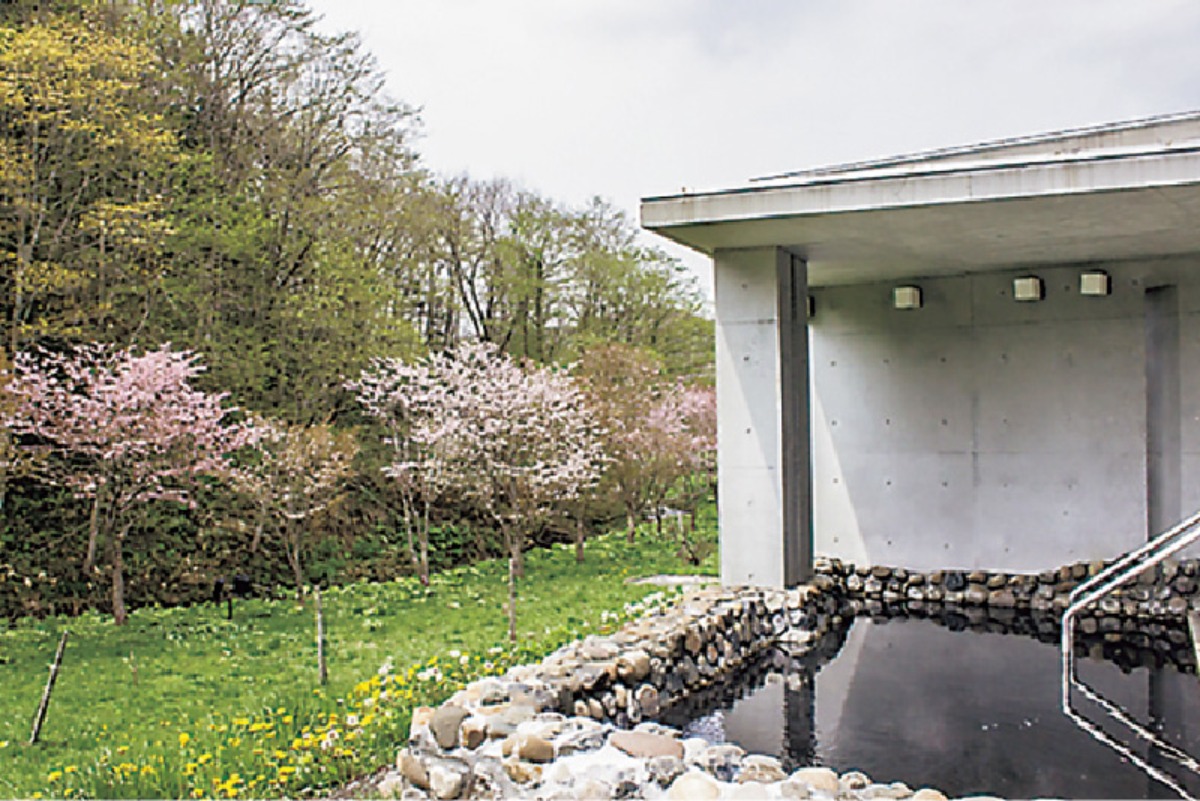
[{"xmin": 0, "ymin": 518, "xmax": 717, "ymax": 800}]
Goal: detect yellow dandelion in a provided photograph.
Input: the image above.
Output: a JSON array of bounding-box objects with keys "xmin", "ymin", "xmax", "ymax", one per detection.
[
  {"xmin": 228, "ymin": 737, "xmax": 242, "ymax": 748},
  {"xmin": 198, "ymin": 754, "xmax": 213, "ymax": 765},
  {"xmin": 64, "ymin": 766, "xmax": 77, "ymax": 774},
  {"xmin": 140, "ymin": 764, "xmax": 156, "ymax": 776},
  {"xmin": 191, "ymin": 790, "xmax": 204, "ymax": 799},
  {"xmin": 183, "ymin": 763, "xmax": 197, "ymax": 776},
  {"xmin": 232, "ymin": 718, "xmax": 250, "ymax": 727},
  {"xmin": 47, "ymin": 771, "xmax": 63, "ymax": 783},
  {"xmin": 179, "ymin": 732, "xmax": 191, "ymax": 748},
  {"xmin": 282, "ymin": 715, "xmax": 293, "ymax": 725},
  {"xmin": 273, "ymin": 750, "xmax": 287, "ymax": 760}
]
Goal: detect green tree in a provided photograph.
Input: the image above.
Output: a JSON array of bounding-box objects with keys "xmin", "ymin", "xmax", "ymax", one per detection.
[{"xmin": 0, "ymin": 11, "xmax": 176, "ymax": 352}]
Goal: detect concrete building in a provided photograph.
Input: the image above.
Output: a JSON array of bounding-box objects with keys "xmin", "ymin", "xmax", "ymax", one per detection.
[{"xmin": 641, "ymin": 112, "xmax": 1200, "ymax": 587}]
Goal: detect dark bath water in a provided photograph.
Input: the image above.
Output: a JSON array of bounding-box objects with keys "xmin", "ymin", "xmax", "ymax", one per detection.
[{"xmin": 663, "ymin": 612, "xmax": 1200, "ymax": 799}]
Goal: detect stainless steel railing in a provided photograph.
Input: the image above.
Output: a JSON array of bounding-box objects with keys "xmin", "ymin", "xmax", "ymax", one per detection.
[{"xmin": 1061, "ymin": 508, "xmax": 1200, "ymax": 800}]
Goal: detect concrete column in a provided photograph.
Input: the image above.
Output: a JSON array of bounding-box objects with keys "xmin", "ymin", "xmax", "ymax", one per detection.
[{"xmin": 714, "ymin": 247, "xmax": 812, "ymax": 587}]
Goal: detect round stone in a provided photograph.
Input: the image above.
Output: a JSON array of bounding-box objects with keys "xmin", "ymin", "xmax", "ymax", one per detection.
[
  {"xmin": 504, "ymin": 759, "xmax": 543, "ymax": 785},
  {"xmin": 841, "ymin": 770, "xmax": 871, "ymax": 790},
  {"xmin": 502, "ymin": 733, "xmax": 555, "ymax": 763},
  {"xmin": 740, "ymin": 755, "xmax": 787, "ymax": 783},
  {"xmin": 792, "ymin": 766, "xmax": 839, "ymax": 794},
  {"xmin": 779, "ymin": 778, "xmax": 813, "ymax": 799},
  {"xmin": 666, "ymin": 771, "xmax": 722, "ymax": 800},
  {"xmin": 430, "ymin": 705, "xmax": 468, "ymax": 750},
  {"xmin": 427, "ymin": 759, "xmax": 469, "ymax": 800},
  {"xmin": 396, "ymin": 749, "xmax": 429, "ymax": 790},
  {"xmin": 911, "ymin": 789, "xmax": 948, "ymax": 801},
  {"xmin": 609, "ymin": 730, "xmax": 684, "ymax": 760}
]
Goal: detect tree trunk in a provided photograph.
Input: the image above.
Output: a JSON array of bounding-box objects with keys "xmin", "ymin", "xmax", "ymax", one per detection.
[
  {"xmin": 402, "ymin": 507, "xmax": 418, "ymax": 576},
  {"xmin": 654, "ymin": 509, "xmax": 663, "ymax": 536},
  {"xmin": 84, "ymin": 492, "xmax": 102, "ymax": 575},
  {"xmin": 574, "ymin": 515, "xmax": 585, "ymax": 564},
  {"xmin": 285, "ymin": 523, "xmax": 305, "ymax": 601},
  {"xmin": 111, "ymin": 533, "xmax": 127, "ymax": 626},
  {"xmin": 507, "ymin": 551, "xmax": 517, "ymax": 645},
  {"xmin": 625, "ymin": 510, "xmax": 636, "ymax": 544},
  {"xmin": 418, "ymin": 499, "xmax": 430, "ymax": 586},
  {"xmin": 512, "ymin": 531, "xmax": 525, "ymax": 578}
]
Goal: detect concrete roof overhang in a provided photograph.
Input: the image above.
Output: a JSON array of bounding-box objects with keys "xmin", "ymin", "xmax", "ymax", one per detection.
[{"xmin": 641, "ymin": 125, "xmax": 1200, "ymax": 287}]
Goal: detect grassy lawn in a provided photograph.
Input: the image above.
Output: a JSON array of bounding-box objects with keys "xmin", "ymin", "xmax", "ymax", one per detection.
[{"xmin": 0, "ymin": 518, "xmax": 717, "ymax": 799}]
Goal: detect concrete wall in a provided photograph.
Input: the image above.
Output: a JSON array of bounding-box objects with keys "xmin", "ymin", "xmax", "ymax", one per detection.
[
  {"xmin": 714, "ymin": 247, "xmax": 811, "ymax": 586},
  {"xmin": 811, "ymin": 256, "xmax": 1200, "ymax": 572}
]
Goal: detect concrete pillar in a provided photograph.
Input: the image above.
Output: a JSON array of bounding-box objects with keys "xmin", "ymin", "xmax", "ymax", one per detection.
[{"xmin": 714, "ymin": 247, "xmax": 812, "ymax": 587}]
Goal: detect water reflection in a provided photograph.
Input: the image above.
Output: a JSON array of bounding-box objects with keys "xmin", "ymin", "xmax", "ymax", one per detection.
[{"xmin": 662, "ymin": 609, "xmax": 1200, "ymax": 799}]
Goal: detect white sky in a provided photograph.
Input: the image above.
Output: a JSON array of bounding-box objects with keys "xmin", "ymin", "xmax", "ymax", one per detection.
[{"xmin": 306, "ymin": 0, "xmax": 1200, "ymax": 300}]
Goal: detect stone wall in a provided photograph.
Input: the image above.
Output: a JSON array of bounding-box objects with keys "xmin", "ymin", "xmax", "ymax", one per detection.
[
  {"xmin": 379, "ymin": 557, "xmax": 1200, "ymax": 800},
  {"xmin": 821, "ymin": 557, "xmax": 1200, "ymax": 619},
  {"xmin": 386, "ymin": 582, "xmax": 873, "ymax": 800}
]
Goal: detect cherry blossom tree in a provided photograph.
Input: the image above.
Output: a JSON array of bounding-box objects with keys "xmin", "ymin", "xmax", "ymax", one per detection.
[
  {"xmin": 663, "ymin": 384, "xmax": 717, "ymax": 562},
  {"xmin": 354, "ymin": 341, "xmax": 604, "ymax": 640},
  {"xmin": 576, "ymin": 344, "xmax": 675, "ymax": 543},
  {"xmin": 232, "ymin": 418, "xmax": 358, "ymax": 600},
  {"xmin": 350, "ymin": 356, "xmax": 446, "ymax": 586},
  {"xmin": 577, "ymin": 345, "xmax": 717, "ymax": 552},
  {"xmin": 4, "ymin": 343, "xmax": 260, "ymax": 624}
]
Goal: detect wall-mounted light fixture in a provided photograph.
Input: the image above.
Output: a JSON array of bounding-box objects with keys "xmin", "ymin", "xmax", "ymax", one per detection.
[
  {"xmin": 893, "ymin": 286, "xmax": 922, "ymax": 310},
  {"xmin": 1080, "ymin": 270, "xmax": 1111, "ymax": 296},
  {"xmin": 1013, "ymin": 276, "xmax": 1044, "ymax": 302}
]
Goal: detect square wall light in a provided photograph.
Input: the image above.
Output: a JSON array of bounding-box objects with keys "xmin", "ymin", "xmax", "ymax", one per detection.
[
  {"xmin": 893, "ymin": 286, "xmax": 922, "ymax": 310},
  {"xmin": 1013, "ymin": 276, "xmax": 1044, "ymax": 302},
  {"xmin": 1080, "ymin": 271, "xmax": 1111, "ymax": 296}
]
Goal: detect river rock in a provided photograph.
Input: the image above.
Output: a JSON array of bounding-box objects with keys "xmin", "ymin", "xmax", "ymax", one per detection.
[
  {"xmin": 461, "ymin": 718, "xmax": 487, "ymax": 749},
  {"xmin": 427, "ymin": 758, "xmax": 469, "ymax": 800},
  {"xmin": 739, "ymin": 754, "xmax": 786, "ymax": 783},
  {"xmin": 730, "ymin": 781, "xmax": 771, "ymax": 798},
  {"xmin": 792, "ymin": 766, "xmax": 840, "ymax": 794},
  {"xmin": 502, "ymin": 733, "xmax": 555, "ymax": 763},
  {"xmin": 841, "ymin": 770, "xmax": 871, "ymax": 791},
  {"xmin": 963, "ymin": 585, "xmax": 988, "ymax": 605},
  {"xmin": 616, "ymin": 650, "xmax": 652, "ymax": 682},
  {"xmin": 911, "ymin": 788, "xmax": 948, "ymax": 801},
  {"xmin": 572, "ymin": 778, "xmax": 613, "ymax": 799},
  {"xmin": 666, "ymin": 771, "xmax": 722, "ymax": 800},
  {"xmin": 397, "ymin": 749, "xmax": 429, "ymax": 790},
  {"xmin": 862, "ymin": 782, "xmax": 915, "ymax": 799},
  {"xmin": 609, "ymin": 730, "xmax": 683, "ymax": 760},
  {"xmin": 430, "ymin": 705, "xmax": 468, "ymax": 749},
  {"xmin": 375, "ymin": 771, "xmax": 405, "ymax": 798},
  {"xmin": 988, "ymin": 589, "xmax": 1016, "ymax": 608},
  {"xmin": 503, "ymin": 759, "xmax": 542, "ymax": 784},
  {"xmin": 647, "ymin": 754, "xmax": 685, "ymax": 785},
  {"xmin": 779, "ymin": 777, "xmax": 813, "ymax": 799}
]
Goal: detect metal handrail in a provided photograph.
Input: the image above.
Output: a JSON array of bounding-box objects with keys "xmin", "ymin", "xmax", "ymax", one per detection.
[{"xmin": 1061, "ymin": 510, "xmax": 1200, "ymax": 800}]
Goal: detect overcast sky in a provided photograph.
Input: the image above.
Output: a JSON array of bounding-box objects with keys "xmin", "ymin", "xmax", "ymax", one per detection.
[{"xmin": 306, "ymin": 0, "xmax": 1200, "ymax": 299}]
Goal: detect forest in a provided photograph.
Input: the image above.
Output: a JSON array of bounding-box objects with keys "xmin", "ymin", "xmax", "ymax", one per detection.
[{"xmin": 0, "ymin": 0, "xmax": 716, "ymax": 623}]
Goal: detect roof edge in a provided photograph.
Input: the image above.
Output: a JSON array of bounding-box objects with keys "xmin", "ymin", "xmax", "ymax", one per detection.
[{"xmin": 750, "ymin": 109, "xmax": 1200, "ymax": 184}]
